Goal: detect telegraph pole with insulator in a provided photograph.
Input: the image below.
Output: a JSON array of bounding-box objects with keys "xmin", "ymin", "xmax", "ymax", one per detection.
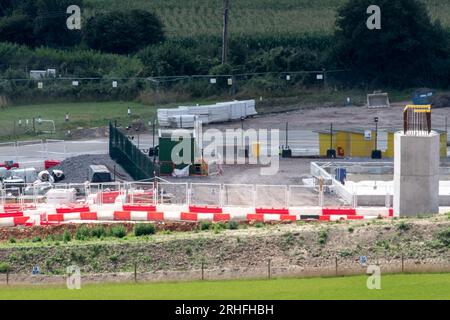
[{"xmin": 221, "ymin": 0, "xmax": 230, "ymax": 65}]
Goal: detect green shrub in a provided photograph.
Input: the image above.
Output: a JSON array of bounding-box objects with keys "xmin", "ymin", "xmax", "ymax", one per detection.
[
  {"xmin": 63, "ymin": 230, "xmax": 71, "ymax": 243},
  {"xmin": 339, "ymin": 250, "xmax": 352, "ymax": 257},
  {"xmin": 283, "ymin": 232, "xmax": 294, "ymax": 246},
  {"xmin": 0, "ymin": 263, "xmax": 11, "ymax": 273},
  {"xmin": 437, "ymin": 228, "xmax": 450, "ymax": 247},
  {"xmin": 254, "ymin": 222, "xmax": 265, "ymax": 228},
  {"xmin": 397, "ymin": 221, "xmax": 411, "ymax": 232},
  {"xmin": 199, "ymin": 222, "xmax": 212, "ymax": 231},
  {"xmin": 318, "ymin": 230, "xmax": 328, "ymax": 245},
  {"xmin": 134, "ymin": 223, "xmax": 156, "ymax": 237},
  {"xmin": 91, "ymin": 226, "xmax": 107, "ymax": 238},
  {"xmin": 31, "ymin": 236, "xmax": 41, "ymax": 243},
  {"xmin": 348, "ymin": 227, "xmax": 354, "ymax": 233},
  {"xmin": 8, "ymin": 238, "xmax": 16, "ymax": 244},
  {"xmin": 76, "ymin": 226, "xmax": 91, "ymax": 241},
  {"xmin": 110, "ymin": 225, "xmax": 127, "ymax": 238},
  {"xmin": 227, "ymin": 221, "xmax": 239, "ymax": 230}
]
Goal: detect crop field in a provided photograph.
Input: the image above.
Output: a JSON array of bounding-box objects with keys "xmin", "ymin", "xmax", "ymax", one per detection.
[
  {"xmin": 1, "ymin": 273, "xmax": 450, "ymax": 300},
  {"xmin": 86, "ymin": 0, "xmax": 450, "ymax": 37}
]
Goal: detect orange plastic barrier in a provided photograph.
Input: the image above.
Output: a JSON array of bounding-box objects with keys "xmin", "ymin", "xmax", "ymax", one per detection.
[
  {"xmin": 180, "ymin": 212, "xmax": 198, "ymax": 221},
  {"xmin": 247, "ymin": 214, "xmax": 265, "ymax": 222},
  {"xmin": 123, "ymin": 205, "xmax": 157, "ymax": 212},
  {"xmin": 213, "ymin": 214, "xmax": 231, "ymax": 222},
  {"xmin": 322, "ymin": 208, "xmax": 356, "ymax": 215},
  {"xmin": 280, "ymin": 215, "xmax": 296, "ymax": 221},
  {"xmin": 47, "ymin": 214, "xmax": 65, "ymax": 222},
  {"xmin": 0, "ymin": 211, "xmax": 23, "ymax": 218},
  {"xmin": 13, "ymin": 216, "xmax": 29, "ymax": 225},
  {"xmin": 44, "ymin": 160, "xmax": 61, "ymax": 170},
  {"xmin": 114, "ymin": 211, "xmax": 131, "ymax": 221},
  {"xmin": 56, "ymin": 206, "xmax": 90, "ymax": 214},
  {"xmin": 189, "ymin": 206, "xmax": 222, "ymax": 213},
  {"xmin": 80, "ymin": 212, "xmax": 98, "ymax": 220},
  {"xmin": 255, "ymin": 208, "xmax": 289, "ymax": 214},
  {"xmin": 100, "ymin": 191, "xmax": 121, "ymax": 204},
  {"xmin": 347, "ymin": 215, "xmax": 364, "ymax": 220},
  {"xmin": 147, "ymin": 212, "xmax": 164, "ymax": 221}
]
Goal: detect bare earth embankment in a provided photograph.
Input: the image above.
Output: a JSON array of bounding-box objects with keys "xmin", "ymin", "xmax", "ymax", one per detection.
[{"xmin": 0, "ymin": 216, "xmax": 449, "ymax": 284}]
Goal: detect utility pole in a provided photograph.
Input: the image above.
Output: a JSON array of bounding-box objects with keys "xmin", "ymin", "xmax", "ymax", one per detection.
[{"xmin": 221, "ymin": 0, "xmax": 230, "ymax": 64}]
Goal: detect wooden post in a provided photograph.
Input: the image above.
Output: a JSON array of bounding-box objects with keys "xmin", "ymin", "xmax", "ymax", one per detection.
[
  {"xmin": 201, "ymin": 262, "xmax": 204, "ymax": 281},
  {"xmin": 134, "ymin": 262, "xmax": 137, "ymax": 283},
  {"xmin": 401, "ymin": 253, "xmax": 404, "ymax": 273},
  {"xmin": 268, "ymin": 259, "xmax": 271, "ymax": 279},
  {"xmin": 6, "ymin": 270, "xmax": 9, "ymax": 285},
  {"xmin": 221, "ymin": 0, "xmax": 230, "ymax": 64},
  {"xmin": 335, "ymin": 257, "xmax": 338, "ymax": 276}
]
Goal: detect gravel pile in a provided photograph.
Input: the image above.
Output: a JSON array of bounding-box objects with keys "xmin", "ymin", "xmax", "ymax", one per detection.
[{"xmin": 52, "ymin": 154, "xmax": 133, "ymax": 183}]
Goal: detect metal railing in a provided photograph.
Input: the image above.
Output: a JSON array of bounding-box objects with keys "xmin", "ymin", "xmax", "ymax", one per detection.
[{"xmin": 0, "ymin": 181, "xmax": 379, "ymax": 209}]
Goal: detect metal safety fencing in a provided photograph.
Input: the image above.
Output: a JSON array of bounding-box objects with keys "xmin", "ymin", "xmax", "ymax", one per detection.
[{"xmin": 0, "ymin": 181, "xmax": 371, "ymax": 209}]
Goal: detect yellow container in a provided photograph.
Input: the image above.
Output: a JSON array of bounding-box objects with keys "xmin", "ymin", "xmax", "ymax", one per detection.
[{"xmin": 252, "ymin": 142, "xmax": 261, "ymax": 158}]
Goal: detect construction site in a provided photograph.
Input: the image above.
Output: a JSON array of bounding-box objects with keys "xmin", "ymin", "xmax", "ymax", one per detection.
[
  {"xmin": 1, "ymin": 87, "xmax": 450, "ymax": 302},
  {"xmin": 0, "ymin": 93, "xmax": 449, "ymax": 227}
]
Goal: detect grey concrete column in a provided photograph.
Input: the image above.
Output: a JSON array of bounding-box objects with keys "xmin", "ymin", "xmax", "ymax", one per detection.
[{"xmin": 393, "ymin": 131, "xmax": 440, "ymax": 217}]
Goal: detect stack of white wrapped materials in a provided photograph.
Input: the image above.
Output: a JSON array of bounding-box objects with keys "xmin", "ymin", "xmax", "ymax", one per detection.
[
  {"xmin": 208, "ymin": 104, "xmax": 231, "ymax": 122},
  {"xmin": 158, "ymin": 100, "xmax": 257, "ymax": 128},
  {"xmin": 168, "ymin": 115, "xmax": 197, "ymax": 128},
  {"xmin": 184, "ymin": 105, "xmax": 210, "ymax": 123},
  {"xmin": 157, "ymin": 108, "xmax": 189, "ymax": 127}
]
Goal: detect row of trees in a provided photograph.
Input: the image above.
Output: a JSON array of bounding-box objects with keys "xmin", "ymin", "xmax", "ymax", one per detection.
[
  {"xmin": 1, "ymin": 0, "xmax": 450, "ymax": 91},
  {"xmin": 0, "ymin": 0, "xmax": 164, "ymax": 53}
]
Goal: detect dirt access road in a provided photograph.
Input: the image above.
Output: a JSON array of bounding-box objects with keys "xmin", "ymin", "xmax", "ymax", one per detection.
[{"xmin": 208, "ymin": 102, "xmax": 450, "ymax": 132}]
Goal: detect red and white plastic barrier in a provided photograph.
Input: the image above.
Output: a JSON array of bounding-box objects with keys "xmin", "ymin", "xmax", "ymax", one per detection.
[
  {"xmin": 0, "ymin": 203, "xmax": 392, "ymax": 227},
  {"xmin": 0, "ymin": 216, "xmax": 30, "ymax": 227}
]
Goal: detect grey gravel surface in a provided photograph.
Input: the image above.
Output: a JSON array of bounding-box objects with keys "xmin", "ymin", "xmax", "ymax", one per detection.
[{"xmin": 52, "ymin": 154, "xmax": 133, "ymax": 183}]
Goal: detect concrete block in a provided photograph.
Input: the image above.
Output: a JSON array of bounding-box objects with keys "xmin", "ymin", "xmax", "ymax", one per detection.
[{"xmin": 394, "ymin": 132, "xmax": 440, "ymax": 217}]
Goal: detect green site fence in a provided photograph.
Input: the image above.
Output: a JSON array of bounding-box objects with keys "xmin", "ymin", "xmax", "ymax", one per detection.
[{"xmin": 109, "ymin": 123, "xmax": 157, "ymax": 181}]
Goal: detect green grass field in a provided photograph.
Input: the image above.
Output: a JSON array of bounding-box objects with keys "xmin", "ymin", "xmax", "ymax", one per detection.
[
  {"xmin": 0, "ymin": 101, "xmax": 159, "ymax": 140},
  {"xmin": 86, "ymin": 0, "xmax": 450, "ymax": 37},
  {"xmin": 1, "ymin": 273, "xmax": 450, "ymax": 300},
  {"xmin": 0, "ymin": 87, "xmax": 416, "ymax": 141}
]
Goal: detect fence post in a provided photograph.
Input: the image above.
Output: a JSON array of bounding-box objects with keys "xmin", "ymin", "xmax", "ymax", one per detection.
[
  {"xmin": 268, "ymin": 259, "xmax": 271, "ymax": 279},
  {"xmin": 284, "ymin": 186, "xmax": 288, "ymax": 208},
  {"xmin": 352, "ymin": 193, "xmax": 358, "ymax": 208},
  {"xmin": 134, "ymin": 262, "xmax": 137, "ymax": 283},
  {"xmin": 335, "ymin": 257, "xmax": 338, "ymax": 276},
  {"xmin": 219, "ymin": 185, "xmax": 224, "ymax": 207},
  {"xmin": 187, "ymin": 183, "xmax": 191, "ymax": 206},
  {"xmin": 319, "ymin": 178, "xmax": 324, "ymax": 207},
  {"xmin": 6, "ymin": 270, "xmax": 9, "ymax": 285},
  {"xmin": 201, "ymin": 262, "xmax": 204, "ymax": 281},
  {"xmin": 401, "ymin": 253, "xmax": 404, "ymax": 273},
  {"xmin": 253, "ymin": 185, "xmax": 256, "ymax": 208}
]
